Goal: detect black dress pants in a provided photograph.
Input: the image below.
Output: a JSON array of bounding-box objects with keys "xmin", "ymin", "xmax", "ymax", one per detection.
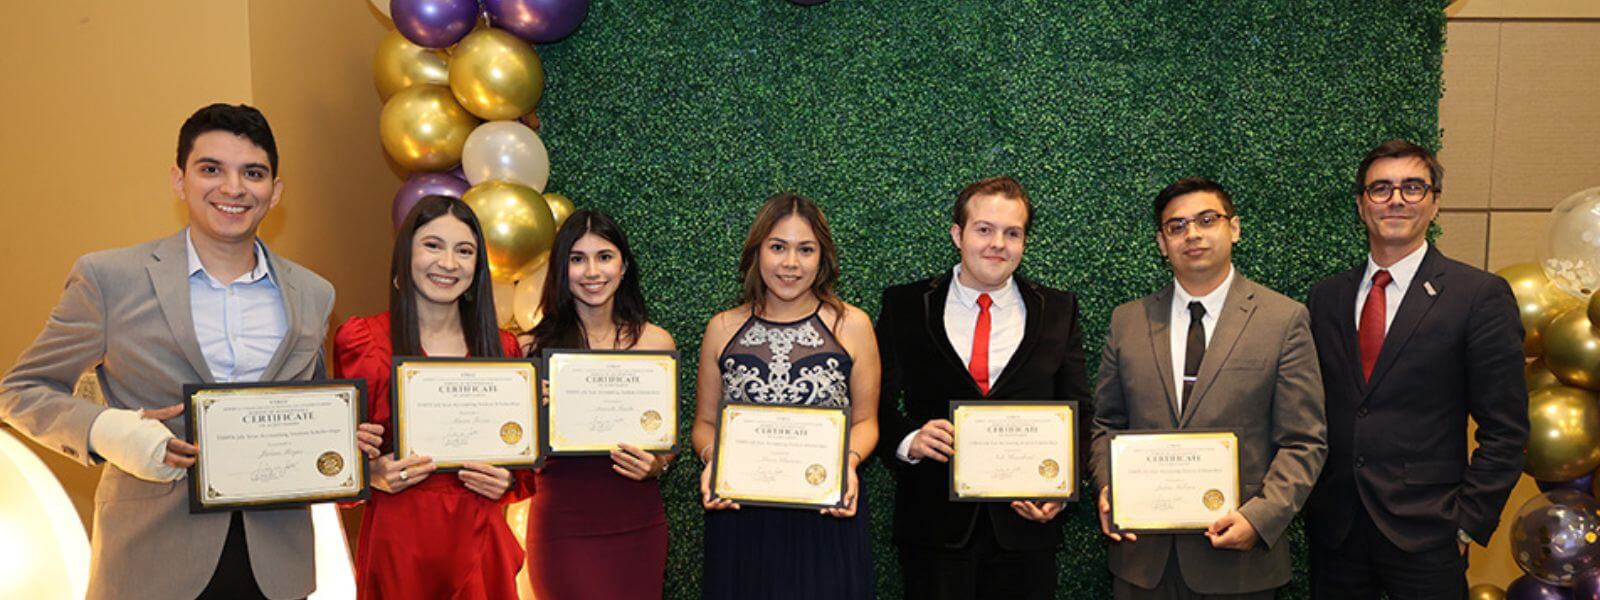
[
  {"xmin": 1309, "ymin": 508, "xmax": 1467, "ymax": 600},
  {"xmin": 898, "ymin": 510, "xmax": 1057, "ymax": 600}
]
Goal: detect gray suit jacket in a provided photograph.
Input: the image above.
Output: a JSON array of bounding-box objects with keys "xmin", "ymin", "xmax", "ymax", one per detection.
[
  {"xmin": 1088, "ymin": 274, "xmax": 1327, "ymax": 594},
  {"xmin": 0, "ymin": 231, "xmax": 335, "ymax": 600}
]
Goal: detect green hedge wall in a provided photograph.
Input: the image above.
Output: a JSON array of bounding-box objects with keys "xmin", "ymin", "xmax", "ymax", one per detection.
[{"xmin": 535, "ymin": 1, "xmax": 1445, "ymax": 597}]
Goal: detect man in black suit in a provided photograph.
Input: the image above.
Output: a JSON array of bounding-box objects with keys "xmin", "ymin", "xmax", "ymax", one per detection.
[
  {"xmin": 875, "ymin": 175, "xmax": 1092, "ymax": 600},
  {"xmin": 1305, "ymin": 139, "xmax": 1529, "ymax": 598}
]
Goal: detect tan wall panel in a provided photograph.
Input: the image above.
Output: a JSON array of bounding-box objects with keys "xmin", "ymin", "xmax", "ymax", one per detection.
[
  {"xmin": 1491, "ymin": 22, "xmax": 1600, "ymax": 209},
  {"xmin": 1437, "ymin": 211, "xmax": 1490, "ymax": 268},
  {"xmin": 1487, "ymin": 211, "xmax": 1549, "ymax": 271},
  {"xmin": 1449, "ymin": 0, "xmax": 1600, "ymax": 19},
  {"xmin": 1439, "ymin": 22, "xmax": 1499, "ymax": 210},
  {"xmin": 248, "ymin": 1, "xmax": 398, "ymax": 328}
]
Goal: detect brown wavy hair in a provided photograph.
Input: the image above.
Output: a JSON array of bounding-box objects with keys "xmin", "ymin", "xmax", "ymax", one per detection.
[{"xmin": 736, "ymin": 193, "xmax": 844, "ymax": 325}]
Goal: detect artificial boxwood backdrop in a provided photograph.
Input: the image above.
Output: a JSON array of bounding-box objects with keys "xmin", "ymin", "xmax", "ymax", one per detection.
[{"xmin": 533, "ymin": 1, "xmax": 1445, "ymax": 596}]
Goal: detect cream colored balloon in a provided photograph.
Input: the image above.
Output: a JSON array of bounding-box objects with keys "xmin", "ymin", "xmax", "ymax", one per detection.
[
  {"xmin": 461, "ymin": 121, "xmax": 550, "ymax": 192},
  {"xmin": 374, "ymin": 31, "xmax": 449, "ymax": 101},
  {"xmin": 514, "ymin": 262, "xmax": 549, "ymax": 331}
]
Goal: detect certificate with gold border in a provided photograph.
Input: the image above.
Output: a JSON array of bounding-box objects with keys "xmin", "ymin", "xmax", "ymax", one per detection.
[
  {"xmin": 1108, "ymin": 430, "xmax": 1240, "ymax": 533},
  {"xmin": 542, "ymin": 349, "xmax": 679, "ymax": 456},
  {"xmin": 392, "ymin": 357, "xmax": 541, "ymax": 470},
  {"xmin": 183, "ymin": 380, "xmax": 369, "ymax": 513},
  {"xmin": 948, "ymin": 401, "xmax": 1079, "ymax": 502},
  {"xmin": 709, "ymin": 403, "xmax": 850, "ymax": 510}
]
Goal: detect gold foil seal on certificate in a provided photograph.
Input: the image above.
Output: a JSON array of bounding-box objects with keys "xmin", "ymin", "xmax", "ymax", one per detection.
[
  {"xmin": 1203, "ymin": 489, "xmax": 1224, "ymax": 511},
  {"xmin": 500, "ymin": 422, "xmax": 524, "ymax": 445},
  {"xmin": 640, "ymin": 410, "xmax": 662, "ymax": 432},
  {"xmin": 1039, "ymin": 459, "xmax": 1060, "ymax": 479},
  {"xmin": 317, "ymin": 451, "xmax": 345, "ymax": 477},
  {"xmin": 805, "ymin": 464, "xmax": 827, "ymax": 486}
]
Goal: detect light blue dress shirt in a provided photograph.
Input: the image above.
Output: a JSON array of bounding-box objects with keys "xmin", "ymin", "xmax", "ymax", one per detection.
[{"xmin": 186, "ymin": 229, "xmax": 288, "ymax": 383}]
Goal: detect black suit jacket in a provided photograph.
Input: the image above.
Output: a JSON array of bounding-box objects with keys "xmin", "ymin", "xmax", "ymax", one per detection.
[
  {"xmin": 874, "ymin": 272, "xmax": 1092, "ymax": 551},
  {"xmin": 1304, "ymin": 246, "xmax": 1528, "ymax": 553}
]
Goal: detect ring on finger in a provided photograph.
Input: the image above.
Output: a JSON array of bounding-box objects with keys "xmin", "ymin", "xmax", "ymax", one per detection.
[{"xmin": 399, "ymin": 467, "xmax": 409, "ymax": 481}]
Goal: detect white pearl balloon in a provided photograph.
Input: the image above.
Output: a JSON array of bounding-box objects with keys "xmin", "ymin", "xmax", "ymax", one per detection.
[{"xmin": 461, "ymin": 121, "xmax": 551, "ymax": 193}]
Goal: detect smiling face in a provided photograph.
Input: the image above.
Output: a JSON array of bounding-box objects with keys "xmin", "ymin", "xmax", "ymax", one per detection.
[
  {"xmin": 1157, "ymin": 190, "xmax": 1239, "ymax": 288},
  {"xmin": 410, "ymin": 213, "xmax": 478, "ymax": 309},
  {"xmin": 759, "ymin": 214, "xmax": 822, "ymax": 304},
  {"xmin": 566, "ymin": 232, "xmax": 626, "ymax": 309},
  {"xmin": 1357, "ymin": 155, "xmax": 1438, "ymax": 257},
  {"xmin": 951, "ymin": 193, "xmax": 1028, "ymax": 291},
  {"xmin": 172, "ymin": 130, "xmax": 283, "ymax": 246}
]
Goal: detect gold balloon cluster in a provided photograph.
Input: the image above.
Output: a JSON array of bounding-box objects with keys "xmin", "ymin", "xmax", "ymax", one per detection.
[
  {"xmin": 1500, "ymin": 262, "xmax": 1600, "ymax": 482},
  {"xmin": 372, "ymin": 15, "xmax": 578, "ymax": 331},
  {"xmin": 1467, "ymin": 584, "xmax": 1505, "ymax": 600}
]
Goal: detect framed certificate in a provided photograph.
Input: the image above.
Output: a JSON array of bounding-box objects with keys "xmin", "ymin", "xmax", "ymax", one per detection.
[
  {"xmin": 392, "ymin": 357, "xmax": 541, "ymax": 470},
  {"xmin": 708, "ymin": 403, "xmax": 851, "ymax": 510},
  {"xmin": 183, "ymin": 380, "xmax": 369, "ymax": 513},
  {"xmin": 1108, "ymin": 430, "xmax": 1241, "ymax": 533},
  {"xmin": 541, "ymin": 349, "xmax": 679, "ymax": 456},
  {"xmin": 948, "ymin": 401, "xmax": 1079, "ymax": 502}
]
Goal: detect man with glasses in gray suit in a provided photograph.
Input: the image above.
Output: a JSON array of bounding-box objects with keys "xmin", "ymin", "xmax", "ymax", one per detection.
[{"xmin": 0, "ymin": 104, "xmax": 380, "ymax": 600}]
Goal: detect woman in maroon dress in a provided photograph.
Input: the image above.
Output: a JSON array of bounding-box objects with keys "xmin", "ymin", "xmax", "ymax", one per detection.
[
  {"xmin": 522, "ymin": 210, "xmax": 675, "ymax": 599},
  {"xmin": 334, "ymin": 195, "xmax": 527, "ymax": 600}
]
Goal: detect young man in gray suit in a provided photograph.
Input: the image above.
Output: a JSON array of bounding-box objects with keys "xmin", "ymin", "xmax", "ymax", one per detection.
[
  {"xmin": 1089, "ymin": 177, "xmax": 1328, "ymax": 598},
  {"xmin": 0, "ymin": 104, "xmax": 380, "ymax": 600}
]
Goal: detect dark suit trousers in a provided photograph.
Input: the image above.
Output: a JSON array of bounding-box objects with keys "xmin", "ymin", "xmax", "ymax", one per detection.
[
  {"xmin": 196, "ymin": 512, "xmax": 271, "ymax": 600},
  {"xmin": 898, "ymin": 510, "xmax": 1056, "ymax": 600},
  {"xmin": 1309, "ymin": 508, "xmax": 1466, "ymax": 600},
  {"xmin": 1113, "ymin": 550, "xmax": 1278, "ymax": 600}
]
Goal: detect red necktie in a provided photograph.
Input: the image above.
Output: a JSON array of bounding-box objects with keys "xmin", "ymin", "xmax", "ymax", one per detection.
[
  {"xmin": 1358, "ymin": 270, "xmax": 1393, "ymax": 382},
  {"xmin": 969, "ymin": 293, "xmax": 993, "ymax": 395}
]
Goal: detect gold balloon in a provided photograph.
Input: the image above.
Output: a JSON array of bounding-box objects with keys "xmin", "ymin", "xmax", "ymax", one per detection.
[
  {"xmin": 1589, "ymin": 289, "xmax": 1600, "ymax": 329},
  {"xmin": 1497, "ymin": 262, "xmax": 1581, "ymax": 357},
  {"xmin": 449, "ymin": 28, "xmax": 544, "ymax": 121},
  {"xmin": 373, "ymin": 31, "xmax": 449, "ymax": 101},
  {"xmin": 1467, "ymin": 584, "xmax": 1505, "ymax": 600},
  {"xmin": 513, "ymin": 262, "xmax": 548, "ymax": 332},
  {"xmin": 1543, "ymin": 308, "xmax": 1600, "ymax": 391},
  {"xmin": 1525, "ymin": 385, "xmax": 1600, "ymax": 481},
  {"xmin": 543, "ymin": 193, "xmax": 575, "ymax": 231},
  {"xmin": 492, "ymin": 280, "xmax": 516, "ymax": 327},
  {"xmin": 462, "ymin": 181, "xmax": 555, "ymax": 282},
  {"xmin": 1528, "ymin": 358, "xmax": 1564, "ymax": 392},
  {"xmin": 379, "ymin": 85, "xmax": 479, "ymax": 171}
]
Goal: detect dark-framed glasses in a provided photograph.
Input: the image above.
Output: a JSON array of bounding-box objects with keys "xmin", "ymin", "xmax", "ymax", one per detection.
[
  {"xmin": 1161, "ymin": 210, "xmax": 1233, "ymax": 237},
  {"xmin": 1363, "ymin": 179, "xmax": 1437, "ymax": 204}
]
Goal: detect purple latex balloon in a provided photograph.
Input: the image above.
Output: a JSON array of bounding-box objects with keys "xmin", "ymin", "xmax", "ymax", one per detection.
[
  {"xmin": 1539, "ymin": 473, "xmax": 1597, "ymax": 495},
  {"xmin": 448, "ymin": 165, "xmax": 469, "ymax": 183},
  {"xmin": 484, "ymin": 0, "xmax": 590, "ymax": 44},
  {"xmin": 392, "ymin": 0, "xmax": 479, "ymax": 48},
  {"xmin": 1577, "ymin": 570, "xmax": 1600, "ymax": 600},
  {"xmin": 393, "ymin": 173, "xmax": 471, "ymax": 230},
  {"xmin": 1509, "ymin": 576, "xmax": 1573, "ymax": 600}
]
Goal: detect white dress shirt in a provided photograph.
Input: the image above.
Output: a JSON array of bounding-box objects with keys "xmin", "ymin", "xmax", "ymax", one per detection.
[
  {"xmin": 898, "ymin": 265, "xmax": 1028, "ymax": 463},
  {"xmin": 1355, "ymin": 242, "xmax": 1429, "ymax": 335},
  {"xmin": 186, "ymin": 229, "xmax": 288, "ymax": 383},
  {"xmin": 1170, "ymin": 266, "xmax": 1234, "ymax": 412}
]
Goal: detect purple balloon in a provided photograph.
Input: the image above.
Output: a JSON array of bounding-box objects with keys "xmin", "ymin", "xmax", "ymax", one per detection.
[
  {"xmin": 1539, "ymin": 473, "xmax": 1597, "ymax": 495},
  {"xmin": 392, "ymin": 0, "xmax": 480, "ymax": 48},
  {"xmin": 1510, "ymin": 575, "xmax": 1574, "ymax": 600},
  {"xmin": 484, "ymin": 0, "xmax": 590, "ymax": 44},
  {"xmin": 447, "ymin": 165, "xmax": 469, "ymax": 183},
  {"xmin": 393, "ymin": 173, "xmax": 470, "ymax": 230},
  {"xmin": 1577, "ymin": 571, "xmax": 1600, "ymax": 600}
]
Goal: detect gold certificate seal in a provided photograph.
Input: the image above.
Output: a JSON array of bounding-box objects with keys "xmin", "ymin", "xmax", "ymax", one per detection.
[
  {"xmin": 1203, "ymin": 489, "xmax": 1225, "ymax": 511},
  {"xmin": 804, "ymin": 464, "xmax": 827, "ymax": 486},
  {"xmin": 640, "ymin": 410, "xmax": 663, "ymax": 432},
  {"xmin": 317, "ymin": 451, "xmax": 344, "ymax": 477},
  {"xmin": 500, "ymin": 422, "xmax": 524, "ymax": 445},
  {"xmin": 1038, "ymin": 459, "xmax": 1060, "ymax": 479}
]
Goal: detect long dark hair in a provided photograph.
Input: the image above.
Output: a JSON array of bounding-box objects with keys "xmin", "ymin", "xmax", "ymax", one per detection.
[
  {"xmin": 530, "ymin": 210, "xmax": 649, "ymax": 350},
  {"xmin": 737, "ymin": 193, "xmax": 844, "ymax": 322},
  {"xmin": 390, "ymin": 195, "xmax": 504, "ymax": 358}
]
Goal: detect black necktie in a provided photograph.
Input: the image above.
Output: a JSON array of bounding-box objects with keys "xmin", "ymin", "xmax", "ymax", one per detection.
[{"xmin": 1183, "ymin": 301, "xmax": 1207, "ymax": 404}]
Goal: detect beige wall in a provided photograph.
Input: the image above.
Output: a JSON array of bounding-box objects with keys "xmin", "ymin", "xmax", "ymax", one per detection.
[
  {"xmin": 1438, "ymin": 6, "xmax": 1600, "ymax": 589},
  {"xmin": 0, "ymin": 0, "xmax": 395, "ymax": 535}
]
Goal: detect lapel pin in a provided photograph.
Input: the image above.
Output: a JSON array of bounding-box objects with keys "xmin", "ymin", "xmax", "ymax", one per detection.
[{"xmin": 1423, "ymin": 281, "xmax": 1437, "ymax": 297}]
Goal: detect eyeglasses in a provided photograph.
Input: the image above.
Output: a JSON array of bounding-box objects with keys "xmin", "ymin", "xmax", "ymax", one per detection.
[
  {"xmin": 1362, "ymin": 179, "xmax": 1437, "ymax": 204},
  {"xmin": 1161, "ymin": 210, "xmax": 1233, "ymax": 237}
]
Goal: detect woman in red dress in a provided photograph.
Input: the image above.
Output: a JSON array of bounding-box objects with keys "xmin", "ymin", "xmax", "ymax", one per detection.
[
  {"xmin": 334, "ymin": 195, "xmax": 527, "ymax": 600},
  {"xmin": 522, "ymin": 210, "xmax": 675, "ymax": 599}
]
